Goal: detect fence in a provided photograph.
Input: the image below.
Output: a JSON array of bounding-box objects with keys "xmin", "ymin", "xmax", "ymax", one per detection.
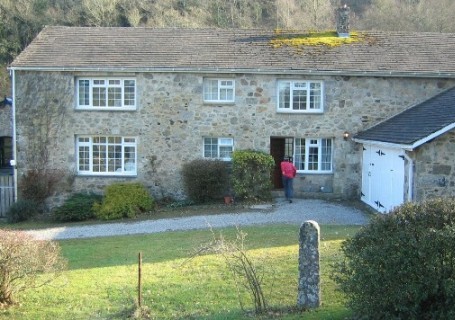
[{"xmin": 0, "ymin": 175, "xmax": 14, "ymax": 217}]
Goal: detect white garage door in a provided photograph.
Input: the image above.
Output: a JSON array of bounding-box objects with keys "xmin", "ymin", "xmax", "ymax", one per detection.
[{"xmin": 361, "ymin": 145, "xmax": 405, "ymax": 213}]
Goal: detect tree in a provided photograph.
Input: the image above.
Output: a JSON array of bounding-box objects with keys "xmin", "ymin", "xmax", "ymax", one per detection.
[
  {"xmin": 82, "ymin": 0, "xmax": 121, "ymax": 27},
  {"xmin": 359, "ymin": 0, "xmax": 455, "ymax": 32},
  {"xmin": 0, "ymin": 229, "xmax": 66, "ymax": 307}
]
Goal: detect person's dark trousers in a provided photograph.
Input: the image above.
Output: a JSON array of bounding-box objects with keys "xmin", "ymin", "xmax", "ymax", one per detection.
[{"xmin": 282, "ymin": 176, "xmax": 293, "ymax": 202}]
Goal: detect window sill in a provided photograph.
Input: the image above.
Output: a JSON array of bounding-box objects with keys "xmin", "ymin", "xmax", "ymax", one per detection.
[
  {"xmin": 75, "ymin": 107, "xmax": 137, "ymax": 111},
  {"xmin": 276, "ymin": 110, "xmax": 324, "ymax": 114},
  {"xmin": 203, "ymin": 101, "xmax": 235, "ymax": 106},
  {"xmin": 296, "ymin": 171, "xmax": 333, "ymax": 175},
  {"xmin": 77, "ymin": 172, "xmax": 137, "ymax": 177}
]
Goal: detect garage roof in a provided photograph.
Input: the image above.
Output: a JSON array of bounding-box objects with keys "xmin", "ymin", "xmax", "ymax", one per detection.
[{"xmin": 353, "ymin": 86, "xmax": 455, "ymax": 150}]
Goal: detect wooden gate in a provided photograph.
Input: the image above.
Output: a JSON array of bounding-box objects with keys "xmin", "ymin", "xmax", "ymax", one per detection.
[{"xmin": 0, "ymin": 174, "xmax": 14, "ymax": 217}]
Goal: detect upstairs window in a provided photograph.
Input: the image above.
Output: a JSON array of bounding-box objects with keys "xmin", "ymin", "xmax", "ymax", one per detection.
[
  {"xmin": 203, "ymin": 79, "xmax": 235, "ymax": 103},
  {"xmin": 77, "ymin": 136, "xmax": 137, "ymax": 175},
  {"xmin": 203, "ymin": 137, "xmax": 234, "ymax": 161},
  {"xmin": 294, "ymin": 138, "xmax": 332, "ymax": 172},
  {"xmin": 77, "ymin": 78, "xmax": 136, "ymax": 109},
  {"xmin": 277, "ymin": 80, "xmax": 323, "ymax": 113}
]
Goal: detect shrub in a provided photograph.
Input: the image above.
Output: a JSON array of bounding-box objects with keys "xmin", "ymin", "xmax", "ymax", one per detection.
[
  {"xmin": 0, "ymin": 229, "xmax": 66, "ymax": 307},
  {"xmin": 93, "ymin": 183, "xmax": 154, "ymax": 220},
  {"xmin": 232, "ymin": 150, "xmax": 275, "ymax": 201},
  {"xmin": 18, "ymin": 169, "xmax": 65, "ymax": 210},
  {"xmin": 6, "ymin": 199, "xmax": 40, "ymax": 223},
  {"xmin": 52, "ymin": 193, "xmax": 102, "ymax": 222},
  {"xmin": 333, "ymin": 198, "xmax": 455, "ymax": 319},
  {"xmin": 182, "ymin": 159, "xmax": 230, "ymax": 203}
]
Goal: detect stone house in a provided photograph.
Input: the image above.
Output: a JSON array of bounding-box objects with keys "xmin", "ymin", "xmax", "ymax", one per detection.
[{"xmin": 6, "ymin": 20, "xmax": 455, "ymax": 212}]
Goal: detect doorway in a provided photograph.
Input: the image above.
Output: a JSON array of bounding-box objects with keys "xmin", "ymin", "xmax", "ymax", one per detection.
[{"xmin": 270, "ymin": 137, "xmax": 294, "ymax": 189}]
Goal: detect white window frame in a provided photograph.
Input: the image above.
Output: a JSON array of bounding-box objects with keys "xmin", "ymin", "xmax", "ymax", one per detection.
[
  {"xmin": 76, "ymin": 77, "xmax": 136, "ymax": 110},
  {"xmin": 76, "ymin": 136, "xmax": 137, "ymax": 176},
  {"xmin": 277, "ymin": 80, "xmax": 324, "ymax": 113},
  {"xmin": 203, "ymin": 78, "xmax": 235, "ymax": 103},
  {"xmin": 294, "ymin": 138, "xmax": 333, "ymax": 173},
  {"xmin": 203, "ymin": 137, "xmax": 234, "ymax": 161}
]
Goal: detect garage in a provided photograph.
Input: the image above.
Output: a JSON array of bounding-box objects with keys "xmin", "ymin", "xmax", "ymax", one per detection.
[{"xmin": 354, "ymin": 87, "xmax": 455, "ymax": 213}]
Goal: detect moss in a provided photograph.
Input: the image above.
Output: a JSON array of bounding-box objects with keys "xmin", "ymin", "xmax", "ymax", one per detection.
[{"xmin": 270, "ymin": 30, "xmax": 368, "ymax": 49}]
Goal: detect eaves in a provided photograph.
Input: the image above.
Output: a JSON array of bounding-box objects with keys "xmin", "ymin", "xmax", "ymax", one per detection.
[{"xmin": 8, "ymin": 66, "xmax": 455, "ymax": 79}]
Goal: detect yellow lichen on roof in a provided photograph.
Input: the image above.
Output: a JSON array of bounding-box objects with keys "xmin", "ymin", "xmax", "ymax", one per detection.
[{"xmin": 270, "ymin": 30, "xmax": 365, "ymax": 49}]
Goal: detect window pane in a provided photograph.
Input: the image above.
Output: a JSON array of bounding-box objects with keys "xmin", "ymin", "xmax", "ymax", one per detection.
[
  {"xmin": 92, "ymin": 144, "xmax": 106, "ymax": 172},
  {"xmin": 78, "ymin": 80, "xmax": 90, "ymax": 106},
  {"xmin": 204, "ymin": 80, "xmax": 218, "ymax": 101},
  {"xmin": 108, "ymin": 145, "xmax": 122, "ymax": 172},
  {"xmin": 308, "ymin": 146, "xmax": 319, "ymax": 171},
  {"xmin": 124, "ymin": 146, "xmax": 136, "ymax": 171},
  {"xmin": 321, "ymin": 139, "xmax": 332, "ymax": 171},
  {"xmin": 309, "ymin": 82, "xmax": 322, "ymax": 110},
  {"xmin": 78, "ymin": 146, "xmax": 90, "ymax": 171},
  {"xmin": 295, "ymin": 138, "xmax": 305, "ymax": 170},
  {"xmin": 204, "ymin": 138, "xmax": 218, "ymax": 158},
  {"xmin": 93, "ymin": 87, "xmax": 106, "ymax": 107},
  {"xmin": 292, "ymin": 87, "xmax": 307, "ymax": 110},
  {"xmin": 219, "ymin": 146, "xmax": 233, "ymax": 159},
  {"xmin": 278, "ymin": 82, "xmax": 291, "ymax": 109},
  {"xmin": 108, "ymin": 87, "xmax": 122, "ymax": 107},
  {"xmin": 124, "ymin": 80, "xmax": 135, "ymax": 106}
]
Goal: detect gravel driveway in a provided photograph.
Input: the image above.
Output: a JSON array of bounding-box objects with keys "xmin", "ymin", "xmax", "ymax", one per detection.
[{"xmin": 25, "ymin": 198, "xmax": 371, "ymax": 241}]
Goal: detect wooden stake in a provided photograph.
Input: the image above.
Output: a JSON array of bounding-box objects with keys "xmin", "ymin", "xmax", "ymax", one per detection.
[{"xmin": 138, "ymin": 251, "xmax": 142, "ymax": 308}]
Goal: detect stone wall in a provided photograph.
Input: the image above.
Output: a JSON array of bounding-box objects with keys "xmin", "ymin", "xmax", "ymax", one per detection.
[
  {"xmin": 12, "ymin": 70, "xmax": 455, "ymax": 203},
  {"xmin": 411, "ymin": 130, "xmax": 455, "ymax": 201}
]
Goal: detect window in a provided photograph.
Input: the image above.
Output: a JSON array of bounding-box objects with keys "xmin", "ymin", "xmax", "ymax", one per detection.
[
  {"xmin": 294, "ymin": 138, "xmax": 332, "ymax": 172},
  {"xmin": 203, "ymin": 79, "xmax": 235, "ymax": 103},
  {"xmin": 203, "ymin": 138, "xmax": 234, "ymax": 160},
  {"xmin": 77, "ymin": 78, "xmax": 136, "ymax": 109},
  {"xmin": 0, "ymin": 137, "xmax": 12, "ymax": 168},
  {"xmin": 77, "ymin": 136, "xmax": 137, "ymax": 175},
  {"xmin": 277, "ymin": 80, "xmax": 323, "ymax": 113}
]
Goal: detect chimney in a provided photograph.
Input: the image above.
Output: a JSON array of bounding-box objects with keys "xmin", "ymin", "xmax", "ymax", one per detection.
[{"xmin": 336, "ymin": 4, "xmax": 350, "ymax": 38}]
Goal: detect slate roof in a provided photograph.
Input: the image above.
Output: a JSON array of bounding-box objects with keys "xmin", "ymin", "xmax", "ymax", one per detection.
[
  {"xmin": 9, "ymin": 26, "xmax": 455, "ymax": 77},
  {"xmin": 353, "ymin": 86, "xmax": 455, "ymax": 149}
]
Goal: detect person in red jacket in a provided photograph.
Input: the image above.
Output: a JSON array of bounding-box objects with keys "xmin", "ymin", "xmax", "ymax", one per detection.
[{"xmin": 280, "ymin": 157, "xmax": 297, "ymax": 203}]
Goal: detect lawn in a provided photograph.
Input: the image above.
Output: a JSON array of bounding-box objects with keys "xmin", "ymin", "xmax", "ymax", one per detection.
[{"xmin": 0, "ymin": 224, "xmax": 361, "ymax": 319}]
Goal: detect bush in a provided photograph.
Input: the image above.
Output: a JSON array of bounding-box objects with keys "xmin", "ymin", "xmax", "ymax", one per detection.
[
  {"xmin": 18, "ymin": 169, "xmax": 65, "ymax": 210},
  {"xmin": 182, "ymin": 159, "xmax": 230, "ymax": 204},
  {"xmin": 6, "ymin": 199, "xmax": 40, "ymax": 223},
  {"xmin": 93, "ymin": 183, "xmax": 154, "ymax": 220},
  {"xmin": 52, "ymin": 193, "xmax": 102, "ymax": 222},
  {"xmin": 333, "ymin": 198, "xmax": 455, "ymax": 319},
  {"xmin": 0, "ymin": 229, "xmax": 66, "ymax": 307},
  {"xmin": 232, "ymin": 150, "xmax": 275, "ymax": 201}
]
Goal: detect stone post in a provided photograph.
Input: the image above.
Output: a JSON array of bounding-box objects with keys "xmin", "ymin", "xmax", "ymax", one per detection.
[{"xmin": 297, "ymin": 220, "xmax": 321, "ymax": 309}]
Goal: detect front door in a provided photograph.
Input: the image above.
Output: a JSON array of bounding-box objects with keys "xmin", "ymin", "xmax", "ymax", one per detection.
[{"xmin": 270, "ymin": 137, "xmax": 294, "ymax": 189}]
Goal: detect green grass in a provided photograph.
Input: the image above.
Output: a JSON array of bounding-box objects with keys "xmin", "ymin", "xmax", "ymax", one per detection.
[{"xmin": 0, "ymin": 224, "xmax": 361, "ymax": 319}]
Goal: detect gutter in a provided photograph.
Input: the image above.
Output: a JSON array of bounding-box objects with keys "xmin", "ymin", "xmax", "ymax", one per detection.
[
  {"xmin": 9, "ymin": 69, "xmax": 17, "ymax": 202},
  {"xmin": 8, "ymin": 66, "xmax": 455, "ymax": 79},
  {"xmin": 352, "ymin": 138, "xmax": 415, "ymax": 151}
]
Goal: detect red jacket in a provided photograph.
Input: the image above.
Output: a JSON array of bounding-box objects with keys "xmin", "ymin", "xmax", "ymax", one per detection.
[{"xmin": 281, "ymin": 161, "xmax": 297, "ymax": 178}]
